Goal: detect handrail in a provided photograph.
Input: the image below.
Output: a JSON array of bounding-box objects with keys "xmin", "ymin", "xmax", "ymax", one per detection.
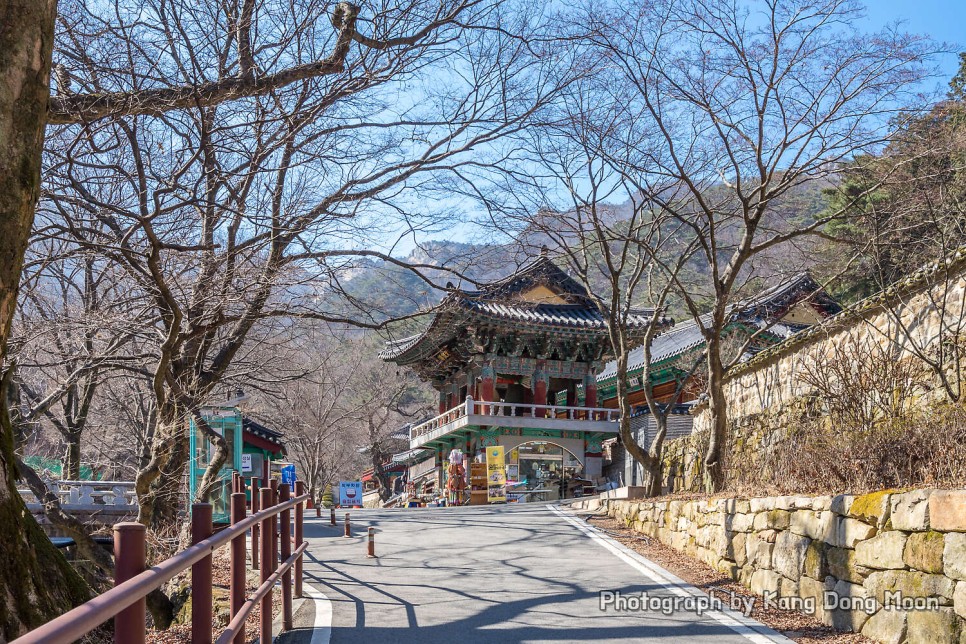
[
  {"xmin": 214, "ymin": 542, "xmax": 307, "ymax": 644},
  {"xmin": 13, "ymin": 474, "xmax": 310, "ymax": 644},
  {"xmin": 409, "ymin": 395, "xmax": 622, "ymax": 440}
]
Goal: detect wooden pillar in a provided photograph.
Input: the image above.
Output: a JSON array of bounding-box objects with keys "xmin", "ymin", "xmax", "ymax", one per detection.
[
  {"xmin": 480, "ymin": 364, "xmax": 495, "ymax": 414},
  {"xmin": 532, "ymin": 361, "xmax": 548, "ymax": 408},
  {"xmin": 584, "ymin": 374, "xmax": 598, "ymax": 409}
]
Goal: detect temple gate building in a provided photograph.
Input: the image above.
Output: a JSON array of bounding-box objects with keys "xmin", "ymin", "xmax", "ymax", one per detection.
[{"xmin": 380, "ymin": 256, "xmax": 670, "ymax": 501}]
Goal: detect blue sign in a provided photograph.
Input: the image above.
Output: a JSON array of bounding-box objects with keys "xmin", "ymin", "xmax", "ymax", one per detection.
[
  {"xmin": 281, "ymin": 464, "xmax": 297, "ymax": 486},
  {"xmin": 339, "ymin": 481, "xmax": 363, "ymax": 507}
]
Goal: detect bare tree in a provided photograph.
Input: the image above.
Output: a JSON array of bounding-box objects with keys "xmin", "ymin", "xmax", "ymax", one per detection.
[
  {"xmin": 0, "ymin": 0, "xmax": 558, "ymax": 632},
  {"xmin": 36, "ymin": 0, "xmax": 560, "ymax": 532},
  {"xmin": 574, "ymin": 0, "xmax": 932, "ymax": 490},
  {"xmin": 486, "ymin": 70, "xmax": 701, "ymax": 495}
]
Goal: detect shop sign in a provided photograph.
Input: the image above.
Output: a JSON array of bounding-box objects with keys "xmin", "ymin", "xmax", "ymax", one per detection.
[
  {"xmin": 339, "ymin": 480, "xmax": 363, "ymax": 507},
  {"xmin": 486, "ymin": 446, "xmax": 506, "ymax": 503}
]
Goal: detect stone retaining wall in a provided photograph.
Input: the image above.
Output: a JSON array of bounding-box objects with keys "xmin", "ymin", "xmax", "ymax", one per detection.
[{"xmin": 602, "ymin": 488, "xmax": 966, "ymax": 643}]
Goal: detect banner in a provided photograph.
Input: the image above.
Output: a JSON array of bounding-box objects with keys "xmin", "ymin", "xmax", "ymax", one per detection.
[
  {"xmin": 485, "ymin": 446, "xmax": 507, "ymax": 503},
  {"xmin": 339, "ymin": 480, "xmax": 363, "ymax": 507},
  {"xmin": 281, "ymin": 464, "xmax": 297, "ymax": 486}
]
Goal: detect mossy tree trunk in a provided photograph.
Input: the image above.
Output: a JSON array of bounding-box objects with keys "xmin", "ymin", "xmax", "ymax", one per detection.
[{"xmin": 0, "ymin": 1, "xmax": 93, "ymax": 637}]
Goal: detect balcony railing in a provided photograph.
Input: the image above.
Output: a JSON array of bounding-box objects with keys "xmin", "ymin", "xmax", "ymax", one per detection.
[
  {"xmin": 409, "ymin": 396, "xmax": 621, "ymax": 444},
  {"xmin": 18, "ymin": 480, "xmax": 137, "ymax": 511}
]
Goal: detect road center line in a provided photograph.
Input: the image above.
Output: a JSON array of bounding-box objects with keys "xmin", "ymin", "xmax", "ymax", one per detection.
[{"xmin": 547, "ymin": 504, "xmax": 794, "ymax": 644}]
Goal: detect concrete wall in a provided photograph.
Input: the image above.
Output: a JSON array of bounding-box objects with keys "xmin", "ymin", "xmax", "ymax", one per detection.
[{"xmin": 586, "ymin": 488, "xmax": 966, "ymax": 643}]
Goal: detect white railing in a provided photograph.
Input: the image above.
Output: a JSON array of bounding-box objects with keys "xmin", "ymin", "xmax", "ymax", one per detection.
[
  {"xmin": 409, "ymin": 396, "xmax": 620, "ymax": 440},
  {"xmin": 18, "ymin": 480, "xmax": 137, "ymax": 510}
]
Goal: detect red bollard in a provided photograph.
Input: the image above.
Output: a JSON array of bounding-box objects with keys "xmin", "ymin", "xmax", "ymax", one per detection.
[
  {"xmin": 344, "ymin": 512, "xmax": 351, "ymax": 538},
  {"xmin": 229, "ymin": 493, "xmax": 246, "ymax": 644},
  {"xmin": 367, "ymin": 527, "xmax": 376, "ymax": 558},
  {"xmin": 250, "ymin": 477, "xmax": 260, "ymax": 570},
  {"xmin": 259, "ymin": 487, "xmax": 274, "ymax": 644},
  {"xmin": 114, "ymin": 522, "xmax": 147, "ymax": 644},
  {"xmin": 330, "ymin": 507, "xmax": 336, "ymax": 526},
  {"xmin": 316, "ymin": 504, "xmax": 321, "ymax": 518},
  {"xmin": 280, "ymin": 484, "xmax": 293, "ymax": 631},
  {"xmin": 294, "ymin": 481, "xmax": 305, "ymax": 599},
  {"xmin": 191, "ymin": 503, "xmax": 213, "ymax": 644}
]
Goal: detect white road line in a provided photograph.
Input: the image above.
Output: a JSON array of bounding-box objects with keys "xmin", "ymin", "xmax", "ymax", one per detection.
[
  {"xmin": 547, "ymin": 504, "xmax": 795, "ymax": 644},
  {"xmin": 302, "ymin": 583, "xmax": 333, "ymax": 644}
]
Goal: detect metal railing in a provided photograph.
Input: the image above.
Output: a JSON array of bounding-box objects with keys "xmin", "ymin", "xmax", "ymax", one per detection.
[
  {"xmin": 409, "ymin": 395, "xmax": 620, "ymax": 439},
  {"xmin": 13, "ymin": 472, "xmax": 309, "ymax": 644}
]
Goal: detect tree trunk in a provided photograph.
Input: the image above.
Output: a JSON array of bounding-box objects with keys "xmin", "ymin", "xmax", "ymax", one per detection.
[
  {"xmin": 640, "ymin": 413, "xmax": 667, "ymax": 497},
  {"xmin": 0, "ymin": 0, "xmax": 96, "ymax": 637},
  {"xmin": 703, "ymin": 338, "xmax": 728, "ymax": 493},
  {"xmin": 63, "ymin": 428, "xmax": 81, "ymax": 480},
  {"xmin": 15, "ymin": 455, "xmax": 113, "ymax": 588},
  {"xmin": 135, "ymin": 416, "xmax": 190, "ymax": 533}
]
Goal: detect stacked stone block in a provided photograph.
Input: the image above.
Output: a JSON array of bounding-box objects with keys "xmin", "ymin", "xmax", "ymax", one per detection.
[{"xmin": 602, "ymin": 488, "xmax": 966, "ymax": 643}]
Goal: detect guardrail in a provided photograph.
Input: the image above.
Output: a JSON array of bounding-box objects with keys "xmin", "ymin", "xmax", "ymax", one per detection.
[
  {"xmin": 409, "ymin": 396, "xmax": 620, "ymax": 439},
  {"xmin": 13, "ymin": 472, "xmax": 309, "ymax": 644}
]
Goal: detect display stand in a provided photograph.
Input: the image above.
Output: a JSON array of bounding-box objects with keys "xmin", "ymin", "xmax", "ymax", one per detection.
[{"xmin": 469, "ymin": 463, "xmax": 488, "ymax": 505}]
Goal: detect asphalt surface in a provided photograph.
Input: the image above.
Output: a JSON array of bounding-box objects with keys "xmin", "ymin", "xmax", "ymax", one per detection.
[{"xmin": 277, "ymin": 503, "xmax": 791, "ymax": 643}]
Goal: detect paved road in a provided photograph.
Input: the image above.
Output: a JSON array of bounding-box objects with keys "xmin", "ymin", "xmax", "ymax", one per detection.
[{"xmin": 278, "ymin": 503, "xmax": 791, "ymax": 643}]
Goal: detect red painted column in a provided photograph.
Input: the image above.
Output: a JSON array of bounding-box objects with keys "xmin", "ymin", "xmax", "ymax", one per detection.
[
  {"xmin": 532, "ymin": 361, "xmax": 548, "ymax": 417},
  {"xmin": 480, "ymin": 364, "xmax": 495, "ymax": 415},
  {"xmin": 584, "ymin": 374, "xmax": 598, "ymax": 408}
]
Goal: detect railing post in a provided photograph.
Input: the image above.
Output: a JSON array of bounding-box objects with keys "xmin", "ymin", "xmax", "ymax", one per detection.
[
  {"xmin": 114, "ymin": 522, "xmax": 146, "ymax": 644},
  {"xmin": 259, "ymin": 487, "xmax": 274, "ymax": 644},
  {"xmin": 270, "ymin": 480, "xmax": 279, "ymax": 571},
  {"xmin": 250, "ymin": 477, "xmax": 260, "ymax": 570},
  {"xmin": 294, "ymin": 481, "xmax": 305, "ymax": 599},
  {"xmin": 279, "ymin": 484, "xmax": 293, "ymax": 631},
  {"xmin": 230, "ymin": 492, "xmax": 247, "ymax": 644},
  {"xmin": 191, "ymin": 503, "xmax": 213, "ymax": 644}
]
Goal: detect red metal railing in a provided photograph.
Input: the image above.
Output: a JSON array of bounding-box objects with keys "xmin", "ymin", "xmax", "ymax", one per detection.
[{"xmin": 13, "ymin": 474, "xmax": 309, "ymax": 644}]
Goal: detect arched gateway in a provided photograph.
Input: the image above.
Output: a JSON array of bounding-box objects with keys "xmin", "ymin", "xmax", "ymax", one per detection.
[{"xmin": 380, "ymin": 255, "xmax": 670, "ymax": 503}]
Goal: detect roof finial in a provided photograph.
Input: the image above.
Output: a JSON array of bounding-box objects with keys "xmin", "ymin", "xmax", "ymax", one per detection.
[{"xmin": 540, "ymin": 244, "xmax": 549, "ymax": 257}]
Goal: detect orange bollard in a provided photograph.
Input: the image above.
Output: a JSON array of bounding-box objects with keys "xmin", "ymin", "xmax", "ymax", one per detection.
[{"xmin": 344, "ymin": 512, "xmax": 351, "ymax": 538}]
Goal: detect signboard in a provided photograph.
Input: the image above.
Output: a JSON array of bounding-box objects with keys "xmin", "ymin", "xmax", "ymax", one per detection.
[
  {"xmin": 281, "ymin": 464, "xmax": 296, "ymax": 486},
  {"xmin": 486, "ymin": 446, "xmax": 507, "ymax": 503},
  {"xmin": 339, "ymin": 481, "xmax": 363, "ymax": 507},
  {"xmin": 241, "ymin": 454, "xmax": 253, "ymax": 472}
]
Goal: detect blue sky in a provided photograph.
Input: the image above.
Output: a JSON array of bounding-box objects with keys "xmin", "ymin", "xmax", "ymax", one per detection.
[
  {"xmin": 395, "ymin": 1, "xmax": 966, "ymax": 256},
  {"xmin": 862, "ymin": 0, "xmax": 964, "ymax": 86}
]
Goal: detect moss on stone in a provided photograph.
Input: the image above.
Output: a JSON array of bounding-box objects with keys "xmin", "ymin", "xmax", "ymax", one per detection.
[{"xmin": 849, "ymin": 489, "xmax": 895, "ymax": 525}]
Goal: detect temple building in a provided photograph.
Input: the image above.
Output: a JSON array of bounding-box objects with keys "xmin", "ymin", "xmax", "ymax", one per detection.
[
  {"xmin": 595, "ymin": 271, "xmax": 841, "ymax": 487},
  {"xmin": 380, "ymin": 256, "xmax": 670, "ymax": 501}
]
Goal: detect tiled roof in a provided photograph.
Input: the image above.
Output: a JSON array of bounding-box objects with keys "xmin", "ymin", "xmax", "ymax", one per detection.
[
  {"xmin": 596, "ymin": 271, "xmax": 837, "ymax": 383},
  {"xmin": 380, "ymin": 255, "xmax": 668, "ymax": 362},
  {"xmin": 727, "ymin": 246, "xmax": 966, "ymax": 378}
]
